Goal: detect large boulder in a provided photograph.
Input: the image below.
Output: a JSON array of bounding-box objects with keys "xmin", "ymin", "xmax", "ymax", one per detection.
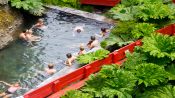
[{"xmin": 0, "ymin": 5, "xmax": 22, "ymax": 49}]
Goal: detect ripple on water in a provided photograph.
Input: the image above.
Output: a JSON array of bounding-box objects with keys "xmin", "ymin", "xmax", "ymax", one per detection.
[{"xmin": 0, "ymin": 9, "xmax": 112, "ymax": 97}]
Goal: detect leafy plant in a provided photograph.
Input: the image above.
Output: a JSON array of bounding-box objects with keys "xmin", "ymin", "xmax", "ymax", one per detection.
[
  {"xmin": 131, "ymin": 23, "xmax": 156, "ymax": 39},
  {"xmin": 142, "ymin": 33, "xmax": 175, "ymax": 60},
  {"xmin": 76, "ymin": 49, "xmax": 110, "ymax": 65},
  {"xmin": 42, "ymin": 0, "xmax": 80, "ymax": 8},
  {"xmin": 108, "ymin": 5, "xmax": 134, "ymax": 21},
  {"xmin": 134, "ymin": 63, "xmax": 168, "ymax": 87},
  {"xmin": 123, "ymin": 51, "xmax": 147, "ymax": 70},
  {"xmin": 82, "ymin": 65, "xmax": 137, "ymax": 98},
  {"xmin": 136, "ymin": 85, "xmax": 175, "ymax": 98},
  {"xmin": 133, "ymin": 2, "xmax": 175, "ymax": 22},
  {"xmin": 10, "ymin": 0, "xmax": 44, "ymax": 16},
  {"xmin": 61, "ymin": 90, "xmax": 93, "ymax": 98}
]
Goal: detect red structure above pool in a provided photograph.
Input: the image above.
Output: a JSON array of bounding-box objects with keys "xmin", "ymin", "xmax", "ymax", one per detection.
[{"xmin": 80, "ymin": 0, "xmax": 121, "ymax": 6}]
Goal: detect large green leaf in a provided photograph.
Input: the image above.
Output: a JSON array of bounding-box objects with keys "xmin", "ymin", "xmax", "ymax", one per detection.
[
  {"xmin": 136, "ymin": 85, "xmax": 175, "ymax": 98},
  {"xmin": 134, "ymin": 63, "xmax": 168, "ymax": 87},
  {"xmin": 142, "ymin": 33, "xmax": 175, "ymax": 61},
  {"xmin": 76, "ymin": 49, "xmax": 110, "ymax": 65},
  {"xmin": 61, "ymin": 90, "xmax": 93, "ymax": 98},
  {"xmin": 82, "ymin": 65, "xmax": 137, "ymax": 98}
]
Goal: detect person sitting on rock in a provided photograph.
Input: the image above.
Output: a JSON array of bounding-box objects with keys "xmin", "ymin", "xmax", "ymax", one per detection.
[
  {"xmin": 0, "ymin": 81, "xmax": 21, "ymax": 98},
  {"xmin": 87, "ymin": 36, "xmax": 99, "ymax": 50},
  {"xmin": 64, "ymin": 53, "xmax": 76, "ymax": 67},
  {"xmin": 45, "ymin": 64, "xmax": 56, "ymax": 75}
]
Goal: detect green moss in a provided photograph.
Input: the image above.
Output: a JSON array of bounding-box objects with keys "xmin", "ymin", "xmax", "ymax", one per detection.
[{"xmin": 0, "ymin": 10, "xmax": 15, "ymax": 31}]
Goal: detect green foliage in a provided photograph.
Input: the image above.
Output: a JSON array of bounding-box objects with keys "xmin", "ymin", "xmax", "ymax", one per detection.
[
  {"xmin": 134, "ymin": 63, "xmax": 168, "ymax": 87},
  {"xmin": 10, "ymin": 0, "xmax": 44, "ymax": 16},
  {"xmin": 82, "ymin": 65, "xmax": 136, "ymax": 98},
  {"xmin": 42, "ymin": 0, "xmax": 80, "ymax": 8},
  {"xmin": 110, "ymin": 21, "xmax": 136, "ymax": 41},
  {"xmin": 165, "ymin": 63, "xmax": 175, "ymax": 80},
  {"xmin": 142, "ymin": 33, "xmax": 175, "ymax": 60},
  {"xmin": 108, "ymin": 5, "xmax": 134, "ymax": 21},
  {"xmin": 136, "ymin": 85, "xmax": 175, "ymax": 98},
  {"xmin": 76, "ymin": 49, "xmax": 110, "ymax": 65},
  {"xmin": 61, "ymin": 90, "xmax": 93, "ymax": 98},
  {"xmin": 133, "ymin": 2, "xmax": 175, "ymax": 22},
  {"xmin": 131, "ymin": 23, "xmax": 156, "ymax": 39},
  {"xmin": 123, "ymin": 51, "xmax": 147, "ymax": 70},
  {"xmin": 121, "ymin": 0, "xmax": 164, "ymax": 7}
]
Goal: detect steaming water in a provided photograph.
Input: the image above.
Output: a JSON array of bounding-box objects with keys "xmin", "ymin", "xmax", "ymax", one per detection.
[{"xmin": 0, "ymin": 9, "xmax": 111, "ymax": 97}]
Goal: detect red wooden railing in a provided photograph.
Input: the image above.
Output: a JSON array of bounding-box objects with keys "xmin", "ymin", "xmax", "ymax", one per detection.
[
  {"xmin": 80, "ymin": 0, "xmax": 121, "ymax": 6},
  {"xmin": 23, "ymin": 24, "xmax": 175, "ymax": 98}
]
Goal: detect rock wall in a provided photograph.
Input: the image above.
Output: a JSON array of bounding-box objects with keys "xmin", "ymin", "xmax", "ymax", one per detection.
[{"xmin": 0, "ymin": 5, "xmax": 22, "ymax": 49}]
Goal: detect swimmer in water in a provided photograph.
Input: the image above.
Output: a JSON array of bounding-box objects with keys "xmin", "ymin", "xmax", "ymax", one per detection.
[
  {"xmin": 100, "ymin": 28, "xmax": 110, "ymax": 37},
  {"xmin": 95, "ymin": 28, "xmax": 110, "ymax": 38},
  {"xmin": 72, "ymin": 25, "xmax": 85, "ymax": 36},
  {"xmin": 45, "ymin": 64, "xmax": 56, "ymax": 75},
  {"xmin": 78, "ymin": 46, "xmax": 86, "ymax": 56},
  {"xmin": 19, "ymin": 30, "xmax": 27, "ymax": 41},
  {"xmin": 64, "ymin": 53, "xmax": 76, "ymax": 67},
  {"xmin": 87, "ymin": 36, "xmax": 99, "ymax": 50},
  {"xmin": 33, "ymin": 19, "xmax": 45, "ymax": 29},
  {"xmin": 25, "ymin": 29, "xmax": 41, "ymax": 42},
  {"xmin": 0, "ymin": 81, "xmax": 21, "ymax": 98}
]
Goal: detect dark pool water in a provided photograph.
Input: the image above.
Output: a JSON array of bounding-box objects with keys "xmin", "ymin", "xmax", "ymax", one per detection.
[{"xmin": 0, "ymin": 9, "xmax": 111, "ymax": 96}]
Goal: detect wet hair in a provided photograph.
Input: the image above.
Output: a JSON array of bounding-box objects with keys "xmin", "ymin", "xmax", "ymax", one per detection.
[
  {"xmin": 66, "ymin": 53, "xmax": 72, "ymax": 58},
  {"xmin": 48, "ymin": 64, "xmax": 54, "ymax": 69},
  {"xmin": 23, "ymin": 30, "xmax": 27, "ymax": 33},
  {"xmin": 90, "ymin": 36, "xmax": 96, "ymax": 41},
  {"xmin": 77, "ymin": 29, "xmax": 81, "ymax": 33},
  {"xmin": 80, "ymin": 47, "xmax": 84, "ymax": 51},
  {"xmin": 101, "ymin": 28, "xmax": 107, "ymax": 32},
  {"xmin": 38, "ymin": 19, "xmax": 43, "ymax": 22}
]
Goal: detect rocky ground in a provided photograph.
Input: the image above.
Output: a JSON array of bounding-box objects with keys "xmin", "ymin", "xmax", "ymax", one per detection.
[{"xmin": 0, "ymin": 5, "xmax": 23, "ymax": 50}]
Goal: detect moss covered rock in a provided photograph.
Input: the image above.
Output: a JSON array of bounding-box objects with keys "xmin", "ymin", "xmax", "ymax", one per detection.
[{"xmin": 0, "ymin": 5, "xmax": 22, "ymax": 49}]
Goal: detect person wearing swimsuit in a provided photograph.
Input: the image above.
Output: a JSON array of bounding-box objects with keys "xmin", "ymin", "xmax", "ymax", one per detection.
[{"xmin": 0, "ymin": 81, "xmax": 21, "ymax": 98}]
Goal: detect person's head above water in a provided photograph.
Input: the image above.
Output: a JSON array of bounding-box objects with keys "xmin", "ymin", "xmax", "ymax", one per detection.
[
  {"xmin": 90, "ymin": 36, "xmax": 96, "ymax": 41},
  {"xmin": 80, "ymin": 47, "xmax": 84, "ymax": 51},
  {"xmin": 38, "ymin": 19, "xmax": 44, "ymax": 23},
  {"xmin": 66, "ymin": 53, "xmax": 72, "ymax": 58},
  {"xmin": 48, "ymin": 64, "xmax": 54, "ymax": 69},
  {"xmin": 101, "ymin": 28, "xmax": 107, "ymax": 32},
  {"xmin": 13, "ymin": 82, "xmax": 20, "ymax": 87},
  {"xmin": 76, "ymin": 29, "xmax": 82, "ymax": 33}
]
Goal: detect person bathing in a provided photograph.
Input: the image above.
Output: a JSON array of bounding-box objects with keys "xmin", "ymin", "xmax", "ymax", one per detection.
[
  {"xmin": 0, "ymin": 81, "xmax": 21, "ymax": 98},
  {"xmin": 65, "ymin": 53, "xmax": 76, "ymax": 67},
  {"xmin": 87, "ymin": 36, "xmax": 99, "ymax": 50},
  {"xmin": 45, "ymin": 64, "xmax": 56, "ymax": 75}
]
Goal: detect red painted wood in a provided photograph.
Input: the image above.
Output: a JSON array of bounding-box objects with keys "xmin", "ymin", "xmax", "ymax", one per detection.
[
  {"xmin": 156, "ymin": 24, "xmax": 174, "ymax": 35},
  {"xmin": 80, "ymin": 0, "xmax": 121, "ymax": 6},
  {"xmin": 24, "ymin": 83, "xmax": 54, "ymax": 98},
  {"xmin": 173, "ymin": 0, "xmax": 175, "ymax": 3},
  {"xmin": 53, "ymin": 67, "xmax": 85, "ymax": 92},
  {"xmin": 48, "ymin": 78, "xmax": 89, "ymax": 98}
]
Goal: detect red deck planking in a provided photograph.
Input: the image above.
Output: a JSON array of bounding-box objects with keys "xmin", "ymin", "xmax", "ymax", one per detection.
[{"xmin": 80, "ymin": 0, "xmax": 121, "ymax": 6}]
